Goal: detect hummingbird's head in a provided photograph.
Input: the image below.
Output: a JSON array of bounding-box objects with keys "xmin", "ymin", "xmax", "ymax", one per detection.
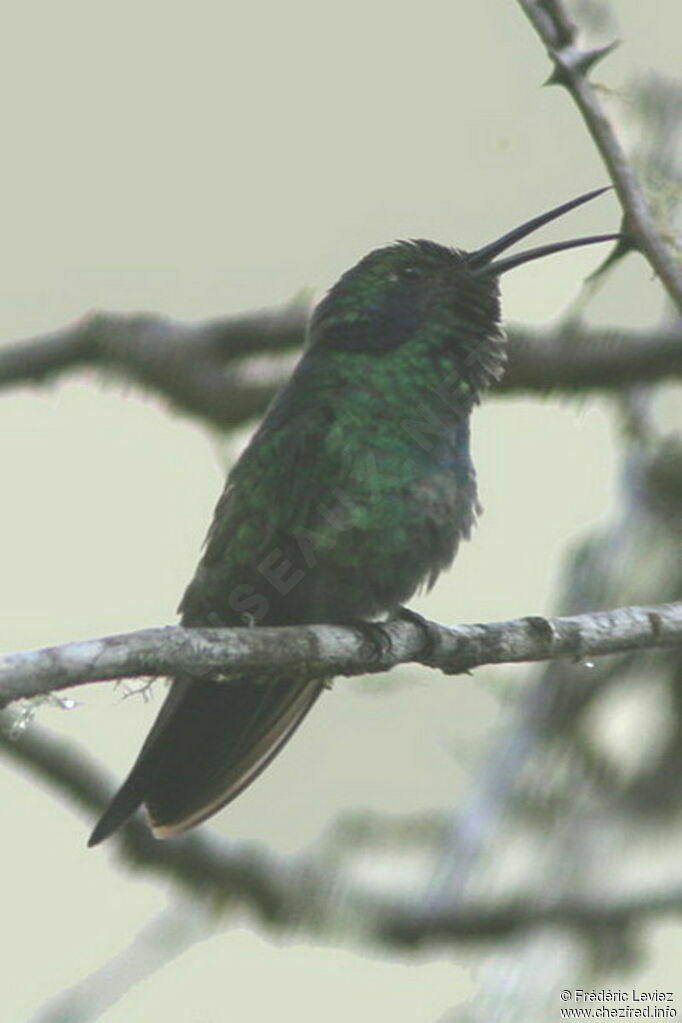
[
  {"xmin": 308, "ymin": 187, "xmax": 618, "ymax": 388},
  {"xmin": 309, "ymin": 238, "xmax": 501, "ymax": 359}
]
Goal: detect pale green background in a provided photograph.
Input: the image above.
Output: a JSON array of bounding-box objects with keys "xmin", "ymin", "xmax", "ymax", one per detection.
[{"xmin": 1, "ymin": 1, "xmax": 680, "ymax": 1020}]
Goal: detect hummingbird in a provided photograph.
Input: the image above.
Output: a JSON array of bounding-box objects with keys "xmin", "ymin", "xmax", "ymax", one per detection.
[{"xmin": 88, "ymin": 187, "xmax": 618, "ymax": 846}]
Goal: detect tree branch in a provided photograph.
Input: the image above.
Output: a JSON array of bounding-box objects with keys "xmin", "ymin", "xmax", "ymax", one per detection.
[
  {"xmin": 1, "ymin": 306, "xmax": 681, "ymax": 430},
  {"xmin": 31, "ymin": 905, "xmax": 207, "ymax": 1023},
  {"xmin": 502, "ymin": 322, "xmax": 682, "ymax": 393},
  {"xmin": 382, "ymin": 885, "xmax": 682, "ymax": 946},
  {"xmin": 1, "ymin": 602, "xmax": 681, "ymax": 709},
  {"xmin": 0, "ymin": 718, "xmax": 304, "ymax": 922},
  {"xmin": 0, "ymin": 302, "xmax": 306, "ymax": 429},
  {"xmin": 517, "ymin": 0, "xmax": 682, "ymax": 309}
]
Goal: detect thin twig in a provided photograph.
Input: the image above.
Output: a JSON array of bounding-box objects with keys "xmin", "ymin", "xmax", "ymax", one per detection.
[
  {"xmin": 1, "ymin": 602, "xmax": 681, "ymax": 708},
  {"xmin": 30, "ymin": 906, "xmax": 206, "ymax": 1023}
]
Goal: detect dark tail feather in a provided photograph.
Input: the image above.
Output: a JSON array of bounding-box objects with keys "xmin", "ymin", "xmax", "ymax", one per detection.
[
  {"xmin": 88, "ymin": 674, "xmax": 324, "ymax": 846},
  {"xmin": 87, "ymin": 771, "xmax": 149, "ymax": 846}
]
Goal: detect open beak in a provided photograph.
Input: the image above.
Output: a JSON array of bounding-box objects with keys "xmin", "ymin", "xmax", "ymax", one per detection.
[{"xmin": 469, "ymin": 186, "xmax": 620, "ymax": 276}]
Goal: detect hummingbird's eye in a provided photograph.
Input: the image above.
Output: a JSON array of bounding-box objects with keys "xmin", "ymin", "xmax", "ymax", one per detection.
[
  {"xmin": 386, "ymin": 264, "xmax": 422, "ymax": 285},
  {"xmin": 388, "ymin": 265, "xmax": 421, "ymax": 284}
]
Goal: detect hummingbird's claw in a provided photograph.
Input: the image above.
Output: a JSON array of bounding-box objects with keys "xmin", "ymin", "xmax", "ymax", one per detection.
[
  {"xmin": 395, "ymin": 607, "xmax": 441, "ymax": 663},
  {"xmin": 350, "ymin": 619, "xmax": 394, "ymax": 665}
]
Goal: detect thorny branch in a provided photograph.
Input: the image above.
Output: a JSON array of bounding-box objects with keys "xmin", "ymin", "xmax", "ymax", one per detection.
[
  {"xmin": 517, "ymin": 0, "xmax": 682, "ymax": 309},
  {"xmin": 1, "ymin": 602, "xmax": 681, "ymax": 709}
]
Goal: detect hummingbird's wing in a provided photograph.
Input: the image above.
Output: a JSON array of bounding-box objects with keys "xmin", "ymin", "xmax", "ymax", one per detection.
[
  {"xmin": 88, "ymin": 669, "xmax": 325, "ymax": 844},
  {"xmin": 89, "ymin": 360, "xmax": 469, "ymax": 844},
  {"xmin": 88, "ymin": 401, "xmax": 338, "ymax": 846},
  {"xmin": 147, "ymin": 674, "xmax": 325, "ymax": 837}
]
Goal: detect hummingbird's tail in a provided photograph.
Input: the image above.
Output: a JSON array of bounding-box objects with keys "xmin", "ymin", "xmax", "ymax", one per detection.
[{"xmin": 87, "ymin": 674, "xmax": 324, "ymax": 846}]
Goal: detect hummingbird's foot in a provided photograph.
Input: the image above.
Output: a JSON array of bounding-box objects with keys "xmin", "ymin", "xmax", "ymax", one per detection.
[
  {"xmin": 395, "ymin": 607, "xmax": 441, "ymax": 663},
  {"xmin": 349, "ymin": 620, "xmax": 393, "ymax": 665}
]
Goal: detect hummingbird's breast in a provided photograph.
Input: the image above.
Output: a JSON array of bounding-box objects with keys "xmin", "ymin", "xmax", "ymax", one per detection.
[
  {"xmin": 292, "ymin": 384, "xmax": 480, "ymax": 622},
  {"xmin": 182, "ymin": 339, "xmax": 481, "ymax": 630}
]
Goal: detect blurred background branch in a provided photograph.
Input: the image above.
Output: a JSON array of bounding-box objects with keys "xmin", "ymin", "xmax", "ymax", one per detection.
[
  {"xmin": 1, "ymin": 308, "xmax": 681, "ymax": 431},
  {"xmin": 6, "ymin": 714, "xmax": 682, "ymax": 956}
]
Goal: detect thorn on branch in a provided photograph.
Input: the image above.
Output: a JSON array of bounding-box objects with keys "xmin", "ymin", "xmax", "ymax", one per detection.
[{"xmin": 545, "ymin": 41, "xmax": 620, "ymax": 86}]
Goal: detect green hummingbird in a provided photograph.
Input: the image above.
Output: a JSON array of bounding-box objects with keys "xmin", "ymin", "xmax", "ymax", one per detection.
[{"xmin": 89, "ymin": 187, "xmax": 617, "ymax": 845}]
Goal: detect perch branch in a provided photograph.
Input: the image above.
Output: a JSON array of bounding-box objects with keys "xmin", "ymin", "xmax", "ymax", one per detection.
[{"xmin": 1, "ymin": 602, "xmax": 681, "ymax": 709}]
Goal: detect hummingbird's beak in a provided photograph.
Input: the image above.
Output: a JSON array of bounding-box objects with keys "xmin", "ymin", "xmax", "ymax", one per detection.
[{"xmin": 469, "ymin": 186, "xmax": 620, "ymax": 277}]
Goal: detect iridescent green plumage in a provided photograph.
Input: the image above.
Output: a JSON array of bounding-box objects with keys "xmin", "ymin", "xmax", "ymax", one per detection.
[
  {"xmin": 89, "ymin": 190, "xmax": 618, "ymax": 845},
  {"xmin": 182, "ymin": 262, "xmax": 503, "ymax": 627}
]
